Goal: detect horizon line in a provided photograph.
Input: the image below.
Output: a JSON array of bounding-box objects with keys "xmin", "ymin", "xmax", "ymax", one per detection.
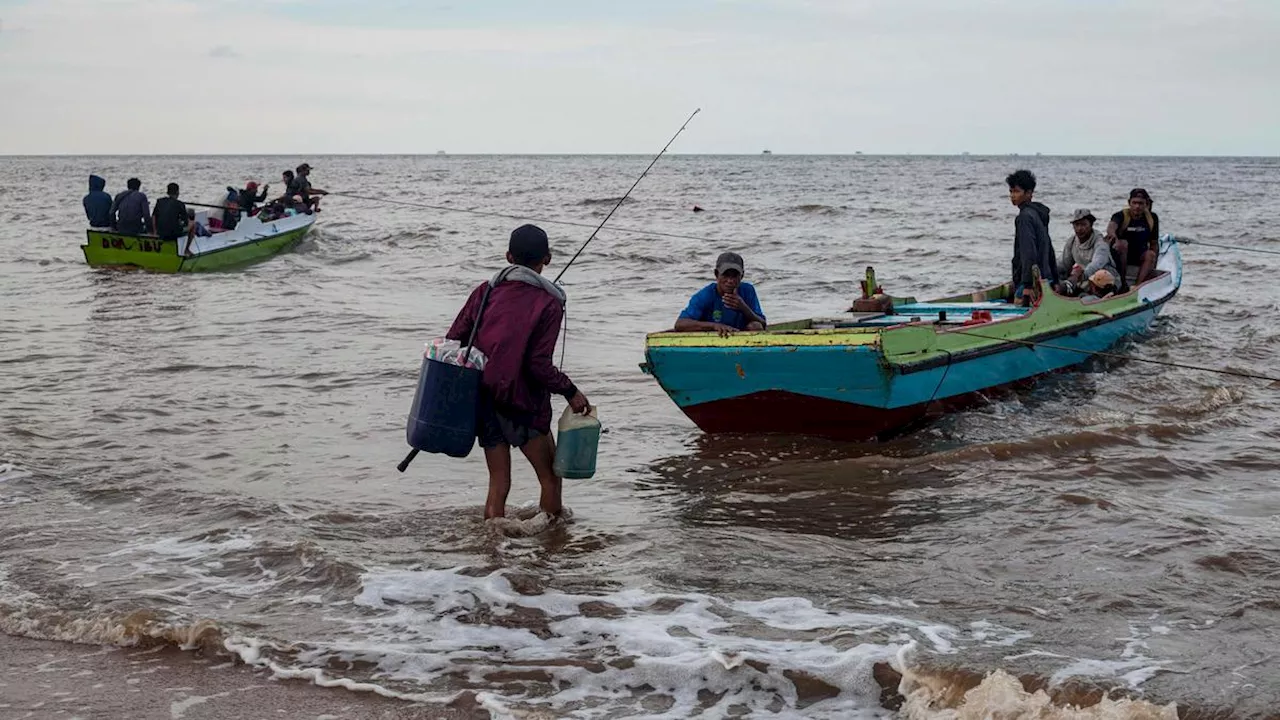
[{"xmin": 3, "ymin": 152, "xmax": 1278, "ymax": 159}]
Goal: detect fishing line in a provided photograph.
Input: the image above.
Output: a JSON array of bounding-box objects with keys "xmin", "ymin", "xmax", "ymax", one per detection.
[
  {"xmin": 949, "ymin": 329, "xmax": 1280, "ymax": 383},
  {"xmin": 550, "ymin": 109, "xmax": 700, "ymax": 376},
  {"xmin": 325, "ymin": 192, "xmax": 727, "ymax": 242},
  {"xmin": 1178, "ymin": 238, "xmax": 1280, "ymax": 256},
  {"xmin": 340, "ymin": 111, "xmax": 704, "ymax": 273},
  {"xmin": 908, "ymin": 348, "xmax": 955, "ymax": 432},
  {"xmin": 552, "ymin": 109, "xmax": 700, "ymax": 283}
]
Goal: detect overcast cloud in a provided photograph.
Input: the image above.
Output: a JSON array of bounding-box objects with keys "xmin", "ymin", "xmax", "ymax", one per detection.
[{"xmin": 0, "ymin": 0, "xmax": 1275, "ymax": 154}]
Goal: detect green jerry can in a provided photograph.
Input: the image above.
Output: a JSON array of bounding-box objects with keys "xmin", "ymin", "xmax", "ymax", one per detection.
[{"xmin": 553, "ymin": 405, "xmax": 601, "ymax": 480}]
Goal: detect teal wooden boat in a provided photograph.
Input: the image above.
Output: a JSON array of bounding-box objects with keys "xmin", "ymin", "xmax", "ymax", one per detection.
[{"xmin": 642, "ymin": 236, "xmax": 1183, "ymax": 440}]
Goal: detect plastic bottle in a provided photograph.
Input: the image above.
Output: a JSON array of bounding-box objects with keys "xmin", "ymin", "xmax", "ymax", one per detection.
[{"xmin": 553, "ymin": 405, "xmax": 601, "ymax": 479}]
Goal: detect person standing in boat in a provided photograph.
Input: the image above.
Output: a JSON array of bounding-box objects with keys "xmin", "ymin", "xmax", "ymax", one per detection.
[
  {"xmin": 1005, "ymin": 169, "xmax": 1059, "ymax": 306},
  {"xmin": 444, "ymin": 224, "xmax": 590, "ymax": 522},
  {"xmin": 1104, "ymin": 188, "xmax": 1159, "ymax": 288},
  {"xmin": 110, "ymin": 177, "xmax": 152, "ymax": 235},
  {"xmin": 152, "ymin": 183, "xmax": 191, "ymax": 243},
  {"xmin": 1057, "ymin": 209, "xmax": 1117, "ymax": 293},
  {"xmin": 82, "ymin": 174, "xmax": 112, "ymax": 229},
  {"xmin": 674, "ymin": 252, "xmax": 767, "ymax": 337}
]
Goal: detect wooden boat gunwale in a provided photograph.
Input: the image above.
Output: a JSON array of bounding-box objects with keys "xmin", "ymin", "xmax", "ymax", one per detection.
[{"xmin": 644, "ymin": 235, "xmax": 1181, "ymax": 358}]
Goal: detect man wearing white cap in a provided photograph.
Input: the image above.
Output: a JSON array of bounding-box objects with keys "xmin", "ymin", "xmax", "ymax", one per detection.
[{"xmin": 674, "ymin": 251, "xmax": 767, "ymax": 338}]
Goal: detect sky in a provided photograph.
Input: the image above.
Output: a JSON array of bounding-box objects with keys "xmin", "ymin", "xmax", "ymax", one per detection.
[{"xmin": 0, "ymin": 0, "xmax": 1276, "ymax": 155}]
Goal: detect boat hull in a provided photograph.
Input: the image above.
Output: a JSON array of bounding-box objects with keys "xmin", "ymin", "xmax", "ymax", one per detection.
[
  {"xmin": 81, "ymin": 214, "xmax": 314, "ymax": 272},
  {"xmin": 644, "ymin": 237, "xmax": 1182, "ymax": 440},
  {"xmin": 667, "ymin": 301, "xmax": 1165, "ymax": 440}
]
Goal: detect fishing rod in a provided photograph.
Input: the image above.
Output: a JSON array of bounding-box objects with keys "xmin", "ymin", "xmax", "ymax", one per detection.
[
  {"xmin": 950, "ymin": 329, "xmax": 1280, "ymax": 383},
  {"xmin": 553, "ymin": 108, "xmax": 700, "ymax": 283},
  {"xmin": 394, "ymin": 110, "xmax": 701, "ymax": 474},
  {"xmin": 546, "ymin": 109, "xmax": 701, "ymax": 372}
]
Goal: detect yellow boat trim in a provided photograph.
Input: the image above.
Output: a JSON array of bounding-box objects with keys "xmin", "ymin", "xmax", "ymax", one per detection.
[{"xmin": 645, "ymin": 328, "xmax": 880, "ymax": 348}]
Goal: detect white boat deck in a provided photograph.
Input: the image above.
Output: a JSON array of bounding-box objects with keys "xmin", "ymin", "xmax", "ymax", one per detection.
[{"xmin": 182, "ymin": 213, "xmax": 315, "ymax": 256}]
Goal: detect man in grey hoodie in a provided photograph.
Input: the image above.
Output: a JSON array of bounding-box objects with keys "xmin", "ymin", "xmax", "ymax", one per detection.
[
  {"xmin": 1057, "ymin": 209, "xmax": 1118, "ymax": 294},
  {"xmin": 1005, "ymin": 169, "xmax": 1059, "ymax": 307}
]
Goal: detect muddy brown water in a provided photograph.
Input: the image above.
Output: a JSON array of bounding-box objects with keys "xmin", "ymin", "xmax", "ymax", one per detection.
[{"xmin": 2, "ymin": 154, "xmax": 1278, "ymax": 718}]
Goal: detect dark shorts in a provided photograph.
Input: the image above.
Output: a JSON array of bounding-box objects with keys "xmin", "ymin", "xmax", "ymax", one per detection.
[{"xmin": 476, "ymin": 393, "xmax": 543, "ymax": 449}]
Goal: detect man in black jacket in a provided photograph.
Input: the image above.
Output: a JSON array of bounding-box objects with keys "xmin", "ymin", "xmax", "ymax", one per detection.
[
  {"xmin": 1005, "ymin": 169, "xmax": 1059, "ymax": 307},
  {"xmin": 152, "ymin": 183, "xmax": 190, "ymax": 242}
]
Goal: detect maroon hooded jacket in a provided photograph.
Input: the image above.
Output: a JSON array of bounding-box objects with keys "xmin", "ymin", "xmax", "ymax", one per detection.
[{"xmin": 446, "ymin": 280, "xmax": 577, "ymax": 433}]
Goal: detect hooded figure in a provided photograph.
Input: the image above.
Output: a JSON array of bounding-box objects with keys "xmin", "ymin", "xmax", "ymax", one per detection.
[
  {"xmin": 83, "ymin": 175, "xmax": 112, "ymax": 228},
  {"xmin": 1011, "ymin": 199, "xmax": 1059, "ymax": 293}
]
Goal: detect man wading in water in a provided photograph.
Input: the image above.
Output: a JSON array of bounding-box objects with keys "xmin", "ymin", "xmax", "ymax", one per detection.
[{"xmin": 446, "ymin": 224, "xmax": 590, "ymax": 522}]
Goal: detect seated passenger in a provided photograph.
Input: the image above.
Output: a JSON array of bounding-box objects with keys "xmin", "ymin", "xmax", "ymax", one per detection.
[
  {"xmin": 674, "ymin": 252, "xmax": 766, "ymax": 337},
  {"xmin": 290, "ymin": 163, "xmax": 326, "ymax": 212},
  {"xmin": 111, "ymin": 177, "xmax": 152, "ymax": 235},
  {"xmin": 152, "ymin": 183, "xmax": 189, "ymax": 241},
  {"xmin": 258, "ymin": 200, "xmax": 288, "ymax": 222},
  {"xmin": 1057, "ymin": 209, "xmax": 1118, "ymax": 290},
  {"xmin": 1078, "ymin": 269, "xmax": 1118, "ymax": 301},
  {"xmin": 237, "ymin": 181, "xmax": 269, "ymax": 218},
  {"xmin": 83, "ymin": 174, "xmax": 112, "ymax": 229},
  {"xmin": 221, "ymin": 187, "xmax": 242, "ymax": 230},
  {"xmin": 1105, "ymin": 188, "xmax": 1159, "ymax": 287},
  {"xmin": 186, "ymin": 208, "xmax": 212, "ymax": 237},
  {"xmin": 277, "ymin": 171, "xmax": 296, "ymax": 203}
]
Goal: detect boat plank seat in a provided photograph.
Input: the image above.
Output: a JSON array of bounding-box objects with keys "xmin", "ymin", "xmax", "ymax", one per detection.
[{"xmin": 893, "ymin": 301, "xmax": 1027, "ymax": 314}]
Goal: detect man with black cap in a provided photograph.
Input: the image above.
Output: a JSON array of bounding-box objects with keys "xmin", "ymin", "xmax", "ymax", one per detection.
[
  {"xmin": 445, "ymin": 224, "xmax": 590, "ymax": 522},
  {"xmin": 288, "ymin": 163, "xmax": 327, "ymax": 212},
  {"xmin": 1105, "ymin": 188, "xmax": 1159, "ymax": 287},
  {"xmin": 674, "ymin": 251, "xmax": 767, "ymax": 338}
]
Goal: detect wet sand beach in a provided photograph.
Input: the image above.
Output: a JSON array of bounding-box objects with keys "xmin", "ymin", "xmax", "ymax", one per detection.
[{"xmin": 0, "ymin": 633, "xmax": 476, "ymax": 720}]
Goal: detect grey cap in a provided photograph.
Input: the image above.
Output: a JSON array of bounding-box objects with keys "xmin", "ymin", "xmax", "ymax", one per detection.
[
  {"xmin": 1068, "ymin": 208, "xmax": 1096, "ymax": 223},
  {"xmin": 715, "ymin": 251, "xmax": 745, "ymax": 276}
]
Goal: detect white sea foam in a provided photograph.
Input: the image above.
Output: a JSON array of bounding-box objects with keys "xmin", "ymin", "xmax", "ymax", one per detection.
[
  {"xmin": 219, "ymin": 566, "xmax": 1046, "ymax": 719},
  {"xmin": 106, "ymin": 532, "xmax": 256, "ymax": 560},
  {"xmin": 0, "ymin": 552, "xmax": 1180, "ymax": 719}
]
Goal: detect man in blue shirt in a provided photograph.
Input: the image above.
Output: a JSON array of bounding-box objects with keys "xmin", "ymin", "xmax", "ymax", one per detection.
[{"xmin": 675, "ymin": 252, "xmax": 766, "ymax": 337}]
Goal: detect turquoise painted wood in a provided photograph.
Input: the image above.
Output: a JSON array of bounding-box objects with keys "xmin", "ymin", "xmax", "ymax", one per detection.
[
  {"xmin": 650, "ymin": 345, "xmax": 892, "ymax": 408},
  {"xmin": 646, "ymin": 237, "xmax": 1181, "ymax": 415}
]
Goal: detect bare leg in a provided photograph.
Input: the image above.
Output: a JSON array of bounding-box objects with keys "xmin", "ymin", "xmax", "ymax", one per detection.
[
  {"xmin": 1136, "ymin": 249, "xmax": 1158, "ymax": 284},
  {"xmin": 483, "ymin": 444, "xmax": 513, "ymax": 519},
  {"xmin": 518, "ymin": 433, "xmax": 563, "ymax": 517},
  {"xmin": 1113, "ymin": 239, "xmax": 1129, "ymax": 287}
]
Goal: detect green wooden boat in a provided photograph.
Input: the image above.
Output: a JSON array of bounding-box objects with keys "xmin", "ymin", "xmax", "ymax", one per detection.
[
  {"xmin": 642, "ymin": 236, "xmax": 1183, "ymax": 440},
  {"xmin": 81, "ymin": 213, "xmax": 316, "ymax": 272}
]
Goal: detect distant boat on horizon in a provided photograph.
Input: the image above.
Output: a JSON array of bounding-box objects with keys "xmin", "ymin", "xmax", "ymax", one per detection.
[
  {"xmin": 436, "ymin": 150, "xmax": 446, "ymax": 155},
  {"xmin": 762, "ymin": 149, "xmax": 772, "ymax": 155}
]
